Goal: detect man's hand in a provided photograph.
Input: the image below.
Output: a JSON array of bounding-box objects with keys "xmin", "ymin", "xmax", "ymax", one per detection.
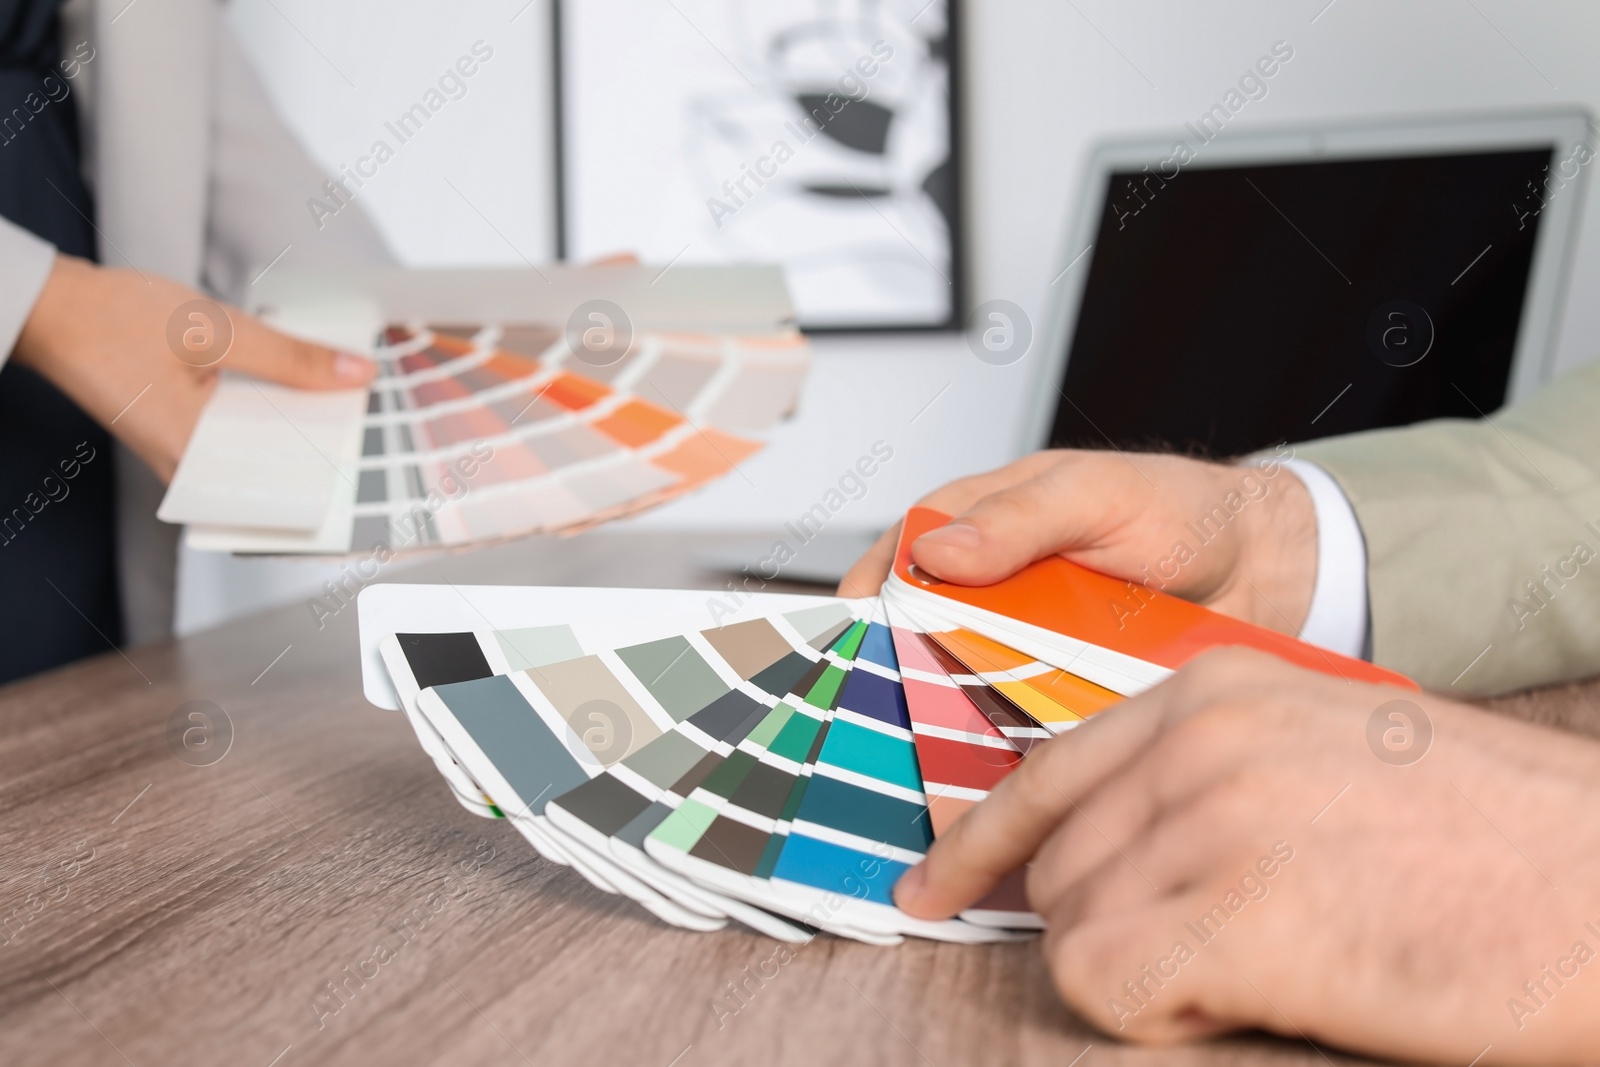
[
  {"xmin": 839, "ymin": 449, "xmax": 1319, "ymax": 635},
  {"xmin": 14, "ymin": 254, "xmax": 374, "ymax": 482},
  {"xmin": 894, "ymin": 649, "xmax": 1600, "ymax": 1065}
]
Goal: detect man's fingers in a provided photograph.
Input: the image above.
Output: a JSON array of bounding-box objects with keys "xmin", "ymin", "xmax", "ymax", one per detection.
[
  {"xmin": 1023, "ymin": 763, "xmax": 1166, "ymax": 916},
  {"xmin": 911, "ymin": 450, "xmax": 1063, "ymax": 516},
  {"xmin": 1045, "ymin": 890, "xmax": 1258, "ymax": 1044},
  {"xmin": 1032, "ymin": 784, "xmax": 1276, "ymax": 927},
  {"xmin": 836, "ymin": 453, "xmax": 1060, "ymax": 596},
  {"xmin": 225, "ymin": 318, "xmax": 375, "ymax": 390},
  {"xmin": 1024, "ymin": 684, "xmax": 1278, "ymax": 917},
  {"xmin": 894, "ymin": 685, "xmax": 1177, "ymax": 920},
  {"xmin": 911, "ymin": 468, "xmax": 1101, "ymax": 585},
  {"xmin": 1032, "ymin": 842, "xmax": 1168, "ymax": 932},
  {"xmin": 837, "ymin": 522, "xmax": 901, "ymax": 597},
  {"xmin": 894, "ymin": 650, "xmax": 1283, "ymax": 920}
]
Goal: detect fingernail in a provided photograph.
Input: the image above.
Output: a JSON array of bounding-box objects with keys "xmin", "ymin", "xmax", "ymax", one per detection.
[
  {"xmin": 893, "ymin": 862, "xmax": 926, "ymax": 907},
  {"xmin": 334, "ymin": 352, "xmax": 373, "ymax": 382},
  {"xmin": 916, "ymin": 521, "xmax": 980, "ymax": 551}
]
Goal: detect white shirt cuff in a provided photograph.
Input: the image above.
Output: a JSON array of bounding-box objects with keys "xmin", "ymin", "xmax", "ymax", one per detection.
[
  {"xmin": 1282, "ymin": 457, "xmax": 1369, "ymax": 659},
  {"xmin": 0, "ymin": 215, "xmax": 58, "ymax": 372}
]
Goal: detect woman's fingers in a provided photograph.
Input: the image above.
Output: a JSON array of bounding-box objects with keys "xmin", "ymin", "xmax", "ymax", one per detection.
[{"xmin": 225, "ymin": 315, "xmax": 375, "ymax": 389}]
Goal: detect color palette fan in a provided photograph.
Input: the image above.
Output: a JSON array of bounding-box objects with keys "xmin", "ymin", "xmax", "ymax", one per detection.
[
  {"xmin": 377, "ymin": 598, "xmax": 1038, "ymax": 943},
  {"xmin": 158, "ymin": 265, "xmax": 808, "ymax": 556},
  {"xmin": 362, "ymin": 509, "xmax": 1415, "ymax": 944}
]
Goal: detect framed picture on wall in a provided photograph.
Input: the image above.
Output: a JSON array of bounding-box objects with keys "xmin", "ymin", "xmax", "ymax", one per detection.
[{"xmin": 554, "ymin": 0, "xmax": 963, "ymax": 331}]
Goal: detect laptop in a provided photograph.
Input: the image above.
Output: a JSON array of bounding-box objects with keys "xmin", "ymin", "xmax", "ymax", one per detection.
[{"xmin": 1019, "ymin": 109, "xmax": 1594, "ymax": 458}]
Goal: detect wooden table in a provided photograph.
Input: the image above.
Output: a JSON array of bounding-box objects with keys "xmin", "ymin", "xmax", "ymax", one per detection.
[{"xmin": 2, "ymin": 531, "xmax": 1595, "ymax": 1067}]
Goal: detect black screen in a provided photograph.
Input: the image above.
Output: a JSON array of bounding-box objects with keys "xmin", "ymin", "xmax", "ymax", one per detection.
[{"xmin": 1049, "ymin": 148, "xmax": 1555, "ymax": 457}]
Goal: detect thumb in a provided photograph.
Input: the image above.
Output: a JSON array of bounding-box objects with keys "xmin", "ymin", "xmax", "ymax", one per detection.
[
  {"xmin": 837, "ymin": 520, "xmax": 902, "ymax": 598},
  {"xmin": 225, "ymin": 318, "xmax": 375, "ymax": 390},
  {"xmin": 911, "ymin": 471, "xmax": 1095, "ymax": 585}
]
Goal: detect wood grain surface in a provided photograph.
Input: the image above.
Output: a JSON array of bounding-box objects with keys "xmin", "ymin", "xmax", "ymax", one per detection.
[{"xmin": 1, "ymin": 531, "xmax": 1595, "ymax": 1067}]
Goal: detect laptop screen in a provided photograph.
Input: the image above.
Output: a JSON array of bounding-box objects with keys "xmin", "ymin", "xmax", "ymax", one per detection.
[{"xmin": 1047, "ymin": 147, "xmax": 1560, "ymax": 457}]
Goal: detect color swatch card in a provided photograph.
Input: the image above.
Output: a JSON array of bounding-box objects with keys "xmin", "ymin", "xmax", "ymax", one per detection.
[
  {"xmin": 162, "ymin": 266, "xmax": 809, "ymax": 557},
  {"xmin": 882, "ymin": 506, "xmax": 1418, "ymax": 697},
  {"xmin": 634, "ymin": 608, "xmax": 1008, "ymax": 943},
  {"xmin": 373, "ymin": 590, "xmax": 1161, "ymax": 941},
  {"xmin": 376, "ymin": 597, "xmax": 1048, "ymax": 943},
  {"xmin": 366, "ymin": 508, "xmax": 1418, "ymax": 943},
  {"xmin": 385, "ymin": 604, "xmax": 860, "ymax": 937},
  {"xmin": 356, "ymin": 583, "xmax": 834, "ymax": 710},
  {"xmin": 386, "ymin": 601, "xmax": 937, "ymax": 942},
  {"xmin": 376, "ymin": 597, "xmax": 841, "ymax": 818},
  {"xmin": 889, "ymin": 624, "xmax": 1036, "ymax": 929}
]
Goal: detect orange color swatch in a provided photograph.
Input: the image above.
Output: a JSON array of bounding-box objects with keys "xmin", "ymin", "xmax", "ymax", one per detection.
[
  {"xmin": 592, "ymin": 399, "xmax": 681, "ymax": 447},
  {"xmin": 894, "ymin": 507, "xmax": 1416, "ymax": 689}
]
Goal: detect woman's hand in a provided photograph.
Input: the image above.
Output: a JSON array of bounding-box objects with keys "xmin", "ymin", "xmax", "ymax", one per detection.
[{"xmin": 13, "ymin": 254, "xmax": 374, "ymax": 482}]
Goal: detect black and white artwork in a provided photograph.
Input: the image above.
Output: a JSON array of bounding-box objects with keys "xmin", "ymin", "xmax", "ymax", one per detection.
[{"xmin": 558, "ymin": 0, "xmax": 960, "ymax": 329}]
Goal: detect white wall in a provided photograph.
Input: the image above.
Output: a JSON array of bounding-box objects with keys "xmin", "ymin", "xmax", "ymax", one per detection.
[
  {"xmin": 227, "ymin": 0, "xmax": 556, "ymax": 266},
  {"xmin": 231, "ymin": 0, "xmax": 1600, "ymax": 540}
]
